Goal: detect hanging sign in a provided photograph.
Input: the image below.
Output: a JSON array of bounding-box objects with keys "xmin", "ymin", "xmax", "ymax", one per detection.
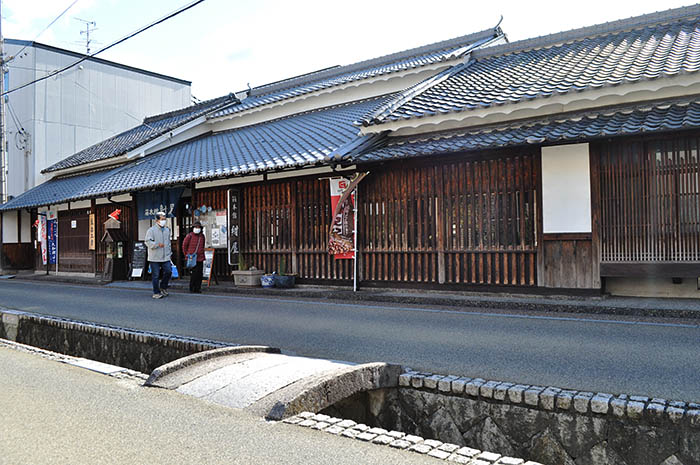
[
  {"xmin": 135, "ymin": 188, "xmax": 183, "ymax": 220},
  {"xmin": 47, "ymin": 219, "xmax": 58, "ymax": 265},
  {"xmin": 328, "ymin": 178, "xmax": 355, "ymax": 259},
  {"xmin": 39, "ymin": 215, "xmax": 47, "ymax": 265},
  {"xmin": 227, "ymin": 188, "xmax": 241, "ymax": 265}
]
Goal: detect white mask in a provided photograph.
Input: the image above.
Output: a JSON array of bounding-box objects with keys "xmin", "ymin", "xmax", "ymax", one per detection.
[
  {"xmin": 193, "ymin": 228, "xmax": 201, "ymax": 234},
  {"xmin": 158, "ymin": 220, "xmax": 166, "ymax": 227}
]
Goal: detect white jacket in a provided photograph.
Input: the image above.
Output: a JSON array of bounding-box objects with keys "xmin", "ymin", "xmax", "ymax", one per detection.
[{"xmin": 145, "ymin": 224, "xmax": 172, "ymax": 262}]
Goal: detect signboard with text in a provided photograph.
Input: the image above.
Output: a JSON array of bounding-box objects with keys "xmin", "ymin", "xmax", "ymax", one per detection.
[
  {"xmin": 135, "ymin": 188, "xmax": 183, "ymax": 220},
  {"xmin": 88, "ymin": 214, "xmax": 96, "ymax": 250},
  {"xmin": 227, "ymin": 188, "xmax": 240, "ymax": 266},
  {"xmin": 328, "ymin": 178, "xmax": 355, "ymax": 259},
  {"xmin": 47, "ymin": 219, "xmax": 57, "ymax": 265}
]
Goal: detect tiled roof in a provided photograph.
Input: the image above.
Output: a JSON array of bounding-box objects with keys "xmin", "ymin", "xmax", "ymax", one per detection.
[
  {"xmin": 0, "ymin": 96, "xmax": 389, "ymax": 211},
  {"xmin": 42, "ymin": 94, "xmax": 238, "ymax": 173},
  {"xmin": 79, "ymin": 96, "xmax": 388, "ymax": 197},
  {"xmin": 211, "ymin": 29, "xmax": 501, "ymax": 119},
  {"xmin": 363, "ymin": 6, "xmax": 700, "ymax": 126},
  {"xmin": 352, "ymin": 99, "xmax": 700, "ymax": 163},
  {"xmin": 0, "ymin": 169, "xmax": 117, "ymax": 211}
]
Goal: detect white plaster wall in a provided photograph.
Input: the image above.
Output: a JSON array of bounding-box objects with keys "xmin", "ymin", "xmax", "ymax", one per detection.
[
  {"xmin": 2, "ymin": 211, "xmax": 18, "ymax": 243},
  {"xmin": 20, "ymin": 210, "xmax": 31, "ymax": 243},
  {"xmin": 541, "ymin": 143, "xmax": 592, "ymax": 233}
]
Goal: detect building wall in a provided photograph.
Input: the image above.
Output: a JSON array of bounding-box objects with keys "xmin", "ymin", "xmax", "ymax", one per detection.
[{"xmin": 3, "ymin": 41, "xmax": 191, "ymax": 199}]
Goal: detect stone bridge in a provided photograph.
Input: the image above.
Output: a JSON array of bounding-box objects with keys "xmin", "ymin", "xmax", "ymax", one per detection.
[{"xmin": 145, "ymin": 346, "xmax": 402, "ymax": 420}]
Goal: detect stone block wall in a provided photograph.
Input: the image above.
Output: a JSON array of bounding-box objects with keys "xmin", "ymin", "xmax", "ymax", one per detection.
[
  {"xmin": 330, "ymin": 371, "xmax": 700, "ymax": 465},
  {"xmin": 0, "ymin": 308, "xmax": 227, "ymax": 373}
]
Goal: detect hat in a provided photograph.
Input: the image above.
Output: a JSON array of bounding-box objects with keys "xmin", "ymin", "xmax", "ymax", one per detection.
[{"xmin": 193, "ymin": 221, "xmax": 202, "ymax": 227}]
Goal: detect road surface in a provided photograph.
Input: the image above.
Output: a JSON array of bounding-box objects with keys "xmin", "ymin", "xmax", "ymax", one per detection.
[{"xmin": 1, "ymin": 280, "xmax": 698, "ymax": 401}]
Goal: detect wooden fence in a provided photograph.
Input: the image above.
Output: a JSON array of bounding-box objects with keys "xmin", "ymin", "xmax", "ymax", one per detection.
[
  {"xmin": 600, "ymin": 135, "xmax": 700, "ymax": 264},
  {"xmin": 199, "ymin": 150, "xmax": 538, "ymax": 287}
]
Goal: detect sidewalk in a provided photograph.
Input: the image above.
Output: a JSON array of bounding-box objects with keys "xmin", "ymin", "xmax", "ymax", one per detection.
[
  {"xmin": 0, "ymin": 340, "xmax": 441, "ymax": 465},
  {"xmin": 9, "ymin": 270, "xmax": 700, "ymax": 319}
]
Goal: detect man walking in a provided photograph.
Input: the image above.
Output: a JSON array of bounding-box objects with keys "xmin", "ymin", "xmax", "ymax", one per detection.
[{"xmin": 145, "ymin": 211, "xmax": 172, "ymax": 299}]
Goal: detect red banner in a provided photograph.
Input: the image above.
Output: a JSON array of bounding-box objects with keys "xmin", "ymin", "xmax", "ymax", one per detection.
[{"xmin": 329, "ymin": 178, "xmax": 355, "ymax": 259}]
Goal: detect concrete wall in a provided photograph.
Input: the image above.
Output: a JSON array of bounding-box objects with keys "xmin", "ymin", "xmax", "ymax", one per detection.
[
  {"xmin": 4, "ymin": 41, "xmax": 191, "ymax": 198},
  {"xmin": 326, "ymin": 372, "xmax": 700, "ymax": 465},
  {"xmin": 606, "ymin": 277, "xmax": 700, "ymax": 298}
]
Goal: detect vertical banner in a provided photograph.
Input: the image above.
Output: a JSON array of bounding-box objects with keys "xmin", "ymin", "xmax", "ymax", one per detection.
[
  {"xmin": 329, "ymin": 178, "xmax": 355, "ymax": 259},
  {"xmin": 227, "ymin": 188, "xmax": 241, "ymax": 266},
  {"xmin": 39, "ymin": 215, "xmax": 47, "ymax": 265},
  {"xmin": 47, "ymin": 219, "xmax": 57, "ymax": 265}
]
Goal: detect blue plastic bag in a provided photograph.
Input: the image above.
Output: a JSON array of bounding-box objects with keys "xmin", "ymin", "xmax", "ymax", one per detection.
[{"xmin": 171, "ymin": 262, "xmax": 179, "ymax": 279}]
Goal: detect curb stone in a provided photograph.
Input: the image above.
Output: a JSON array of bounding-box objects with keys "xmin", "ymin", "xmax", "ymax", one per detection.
[{"xmin": 286, "ymin": 411, "xmax": 541, "ymax": 465}]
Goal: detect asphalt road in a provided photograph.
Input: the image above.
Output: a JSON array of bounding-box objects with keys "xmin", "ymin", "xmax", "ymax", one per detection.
[{"xmin": 1, "ymin": 280, "xmax": 699, "ymax": 401}]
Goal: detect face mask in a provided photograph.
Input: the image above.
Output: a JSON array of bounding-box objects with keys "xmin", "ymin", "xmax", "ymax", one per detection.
[
  {"xmin": 158, "ymin": 220, "xmax": 166, "ymax": 227},
  {"xmin": 193, "ymin": 228, "xmax": 201, "ymax": 234}
]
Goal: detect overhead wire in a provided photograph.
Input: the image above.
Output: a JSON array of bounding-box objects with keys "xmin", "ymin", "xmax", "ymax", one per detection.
[
  {"xmin": 1, "ymin": 0, "xmax": 206, "ymax": 98},
  {"xmin": 4, "ymin": 0, "xmax": 81, "ymax": 65}
]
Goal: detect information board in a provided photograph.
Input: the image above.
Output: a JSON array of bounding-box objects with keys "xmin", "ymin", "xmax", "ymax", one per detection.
[
  {"xmin": 227, "ymin": 188, "xmax": 240, "ymax": 266},
  {"xmin": 130, "ymin": 242, "xmax": 147, "ymax": 279}
]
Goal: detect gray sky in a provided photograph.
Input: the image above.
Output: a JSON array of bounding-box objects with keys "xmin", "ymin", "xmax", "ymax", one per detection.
[{"xmin": 2, "ymin": 0, "xmax": 696, "ymax": 100}]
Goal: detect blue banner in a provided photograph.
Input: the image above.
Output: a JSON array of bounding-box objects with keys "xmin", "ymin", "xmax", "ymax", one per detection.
[
  {"xmin": 47, "ymin": 219, "xmax": 57, "ymax": 265},
  {"xmin": 135, "ymin": 188, "xmax": 184, "ymax": 220}
]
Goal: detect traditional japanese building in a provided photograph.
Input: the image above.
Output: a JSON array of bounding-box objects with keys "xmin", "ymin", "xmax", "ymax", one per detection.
[{"xmin": 3, "ymin": 5, "xmax": 700, "ymax": 298}]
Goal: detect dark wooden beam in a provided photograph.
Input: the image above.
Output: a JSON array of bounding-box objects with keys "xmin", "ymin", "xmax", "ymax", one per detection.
[{"xmin": 600, "ymin": 262, "xmax": 700, "ymax": 278}]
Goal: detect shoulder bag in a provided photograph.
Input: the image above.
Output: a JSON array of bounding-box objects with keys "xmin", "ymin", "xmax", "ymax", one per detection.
[{"xmin": 186, "ymin": 234, "xmax": 202, "ymax": 269}]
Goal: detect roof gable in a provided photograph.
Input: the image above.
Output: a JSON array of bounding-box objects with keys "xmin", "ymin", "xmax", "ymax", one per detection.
[{"xmin": 363, "ymin": 5, "xmax": 700, "ymax": 127}]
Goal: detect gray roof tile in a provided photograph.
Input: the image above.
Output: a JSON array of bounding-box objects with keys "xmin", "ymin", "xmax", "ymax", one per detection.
[
  {"xmin": 354, "ymin": 99, "xmax": 700, "ymax": 163},
  {"xmin": 42, "ymin": 94, "xmax": 238, "ymax": 173},
  {"xmin": 364, "ymin": 8, "xmax": 700, "ymax": 126},
  {"xmin": 1, "ymin": 96, "xmax": 388, "ymax": 211}
]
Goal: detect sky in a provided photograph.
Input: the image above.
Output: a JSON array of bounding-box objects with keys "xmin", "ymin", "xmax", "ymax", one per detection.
[{"xmin": 1, "ymin": 0, "xmax": 696, "ymax": 101}]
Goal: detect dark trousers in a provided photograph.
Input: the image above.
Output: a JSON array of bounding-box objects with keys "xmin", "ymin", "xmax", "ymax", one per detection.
[
  {"xmin": 189, "ymin": 261, "xmax": 203, "ymax": 292},
  {"xmin": 150, "ymin": 261, "xmax": 172, "ymax": 294}
]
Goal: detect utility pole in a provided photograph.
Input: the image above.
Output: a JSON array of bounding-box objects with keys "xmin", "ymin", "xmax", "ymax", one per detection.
[
  {"xmin": 75, "ymin": 18, "xmax": 97, "ymax": 55},
  {"xmin": 0, "ymin": 0, "xmax": 8, "ymax": 206},
  {"xmin": 0, "ymin": 0, "xmax": 5, "ymax": 271}
]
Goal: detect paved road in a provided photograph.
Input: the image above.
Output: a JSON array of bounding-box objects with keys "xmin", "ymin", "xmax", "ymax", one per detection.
[
  {"xmin": 0, "ymin": 343, "xmax": 441, "ymax": 465},
  {"xmin": 1, "ymin": 280, "xmax": 699, "ymax": 401}
]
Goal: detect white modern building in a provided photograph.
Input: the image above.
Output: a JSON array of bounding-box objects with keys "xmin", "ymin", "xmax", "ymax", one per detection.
[{"xmin": 2, "ymin": 39, "xmax": 191, "ymax": 200}]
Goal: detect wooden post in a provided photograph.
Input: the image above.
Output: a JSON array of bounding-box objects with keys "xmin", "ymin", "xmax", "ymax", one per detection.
[
  {"xmin": 436, "ymin": 165, "xmax": 446, "ymax": 284},
  {"xmin": 535, "ymin": 150, "xmax": 545, "ymax": 287},
  {"xmin": 90, "ymin": 199, "xmax": 96, "ymax": 275},
  {"xmin": 290, "ymin": 181, "xmax": 298, "ymax": 275},
  {"xmin": 589, "ymin": 145, "xmax": 602, "ymax": 289}
]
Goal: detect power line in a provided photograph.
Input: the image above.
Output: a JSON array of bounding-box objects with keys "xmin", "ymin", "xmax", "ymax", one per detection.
[
  {"xmin": 1, "ymin": 0, "xmax": 206, "ymax": 98},
  {"xmin": 5, "ymin": 0, "xmax": 80, "ymax": 65}
]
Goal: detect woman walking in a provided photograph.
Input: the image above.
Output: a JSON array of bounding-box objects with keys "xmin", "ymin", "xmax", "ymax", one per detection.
[{"xmin": 182, "ymin": 221, "xmax": 205, "ymax": 293}]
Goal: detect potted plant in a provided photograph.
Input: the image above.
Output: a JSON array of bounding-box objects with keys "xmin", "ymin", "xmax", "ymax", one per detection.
[
  {"xmin": 232, "ymin": 255, "xmax": 264, "ymax": 287},
  {"xmin": 274, "ymin": 256, "xmax": 296, "ymax": 288}
]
